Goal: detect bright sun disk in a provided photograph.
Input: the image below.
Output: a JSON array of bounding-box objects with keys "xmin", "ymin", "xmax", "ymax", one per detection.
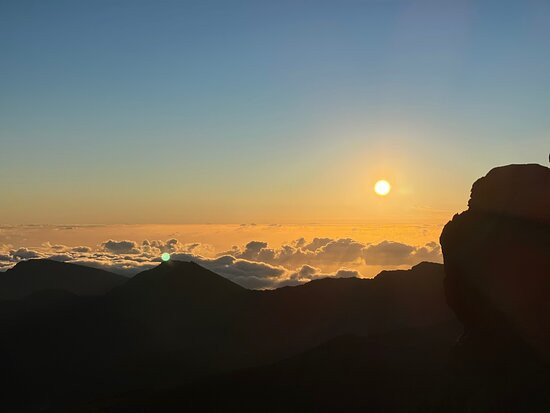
[{"xmin": 374, "ymin": 180, "xmax": 391, "ymax": 196}]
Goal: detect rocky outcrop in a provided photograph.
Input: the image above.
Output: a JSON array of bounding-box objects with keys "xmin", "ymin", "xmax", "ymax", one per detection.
[
  {"xmin": 440, "ymin": 165, "xmax": 550, "ymax": 365},
  {"xmin": 440, "ymin": 163, "xmax": 550, "ymax": 410},
  {"xmin": 441, "ymin": 164, "xmax": 550, "ymax": 361},
  {"xmin": 467, "ymin": 164, "xmax": 550, "ymax": 223}
]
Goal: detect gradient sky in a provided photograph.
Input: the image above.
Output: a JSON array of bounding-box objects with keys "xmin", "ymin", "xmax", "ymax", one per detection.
[{"xmin": 1, "ymin": 0, "xmax": 549, "ymax": 225}]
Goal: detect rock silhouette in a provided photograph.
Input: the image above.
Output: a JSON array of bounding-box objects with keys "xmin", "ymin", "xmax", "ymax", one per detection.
[{"xmin": 440, "ymin": 163, "xmax": 550, "ymax": 410}]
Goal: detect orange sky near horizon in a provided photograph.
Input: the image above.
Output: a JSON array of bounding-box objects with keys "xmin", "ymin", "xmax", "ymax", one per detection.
[{"xmin": 0, "ymin": 222, "xmax": 448, "ymax": 278}]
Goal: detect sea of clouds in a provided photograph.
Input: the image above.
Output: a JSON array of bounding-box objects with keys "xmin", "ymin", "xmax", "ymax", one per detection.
[{"xmin": 0, "ymin": 237, "xmax": 442, "ymax": 289}]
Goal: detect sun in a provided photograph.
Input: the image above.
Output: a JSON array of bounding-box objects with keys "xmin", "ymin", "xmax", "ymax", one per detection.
[
  {"xmin": 374, "ymin": 179, "xmax": 391, "ymax": 196},
  {"xmin": 161, "ymin": 252, "xmax": 171, "ymax": 262}
]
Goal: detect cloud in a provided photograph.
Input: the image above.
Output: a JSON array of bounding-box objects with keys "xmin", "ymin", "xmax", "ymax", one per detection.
[
  {"xmin": 334, "ymin": 269, "xmax": 361, "ymax": 278},
  {"xmin": 169, "ymin": 253, "xmax": 287, "ymax": 289},
  {"xmin": 221, "ymin": 237, "xmax": 439, "ymax": 271},
  {"xmin": 41, "ymin": 243, "xmax": 67, "ymax": 252},
  {"xmin": 0, "ymin": 236, "xmax": 442, "ymax": 289},
  {"xmin": 48, "ymin": 254, "xmax": 74, "ymax": 262},
  {"xmin": 302, "ymin": 238, "xmax": 332, "ymax": 251},
  {"xmin": 72, "ymin": 246, "xmax": 92, "ymax": 253},
  {"xmin": 222, "ymin": 237, "xmax": 366, "ymax": 270},
  {"xmin": 362, "ymin": 241, "xmax": 441, "ymax": 266},
  {"xmin": 69, "ymin": 258, "xmax": 155, "ymax": 275},
  {"xmin": 411, "ymin": 241, "xmax": 443, "ymax": 263},
  {"xmin": 10, "ymin": 248, "xmax": 42, "ymax": 260},
  {"xmin": 315, "ymin": 238, "xmax": 364, "ymax": 263},
  {"xmin": 102, "ymin": 240, "xmax": 141, "ymax": 254},
  {"xmin": 283, "ymin": 264, "xmax": 360, "ymax": 287},
  {"xmin": 238, "ymin": 241, "xmax": 268, "ymax": 260}
]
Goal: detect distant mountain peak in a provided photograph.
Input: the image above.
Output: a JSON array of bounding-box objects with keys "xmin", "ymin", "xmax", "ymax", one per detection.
[
  {"xmin": 10, "ymin": 258, "xmax": 115, "ymax": 273},
  {"xmin": 156, "ymin": 260, "xmax": 204, "ymax": 270},
  {"xmin": 114, "ymin": 260, "xmax": 246, "ymax": 301},
  {"xmin": 0, "ymin": 259, "xmax": 127, "ymax": 301}
]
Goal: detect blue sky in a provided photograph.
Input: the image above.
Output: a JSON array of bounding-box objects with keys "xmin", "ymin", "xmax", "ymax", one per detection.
[{"xmin": 1, "ymin": 0, "xmax": 548, "ymax": 224}]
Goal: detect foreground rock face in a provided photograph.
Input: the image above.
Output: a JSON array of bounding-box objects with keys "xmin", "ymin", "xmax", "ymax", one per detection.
[{"xmin": 440, "ymin": 164, "xmax": 550, "ymax": 362}]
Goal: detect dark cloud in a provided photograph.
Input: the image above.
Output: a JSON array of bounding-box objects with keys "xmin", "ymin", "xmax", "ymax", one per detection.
[
  {"xmin": 72, "ymin": 246, "xmax": 92, "ymax": 253},
  {"xmin": 295, "ymin": 264, "xmax": 317, "ymax": 278},
  {"xmin": 102, "ymin": 240, "xmax": 141, "ymax": 254},
  {"xmin": 48, "ymin": 254, "xmax": 73, "ymax": 262},
  {"xmin": 239, "ymin": 241, "xmax": 268, "ymax": 260},
  {"xmin": 334, "ymin": 269, "xmax": 360, "ymax": 278}
]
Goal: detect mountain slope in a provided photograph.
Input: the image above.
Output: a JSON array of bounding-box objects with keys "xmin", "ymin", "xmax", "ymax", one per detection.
[
  {"xmin": 81, "ymin": 321, "xmax": 461, "ymax": 413},
  {"xmin": 0, "ymin": 259, "xmax": 127, "ymax": 300},
  {"xmin": 0, "ymin": 260, "xmax": 455, "ymax": 412}
]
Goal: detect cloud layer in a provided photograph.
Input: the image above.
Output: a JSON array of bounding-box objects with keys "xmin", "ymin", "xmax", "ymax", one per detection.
[{"xmin": 0, "ymin": 237, "xmax": 442, "ymax": 289}]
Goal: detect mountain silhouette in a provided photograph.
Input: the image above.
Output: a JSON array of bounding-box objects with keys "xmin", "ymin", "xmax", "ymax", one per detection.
[
  {"xmin": 80, "ymin": 323, "xmax": 461, "ymax": 413},
  {"xmin": 0, "ymin": 260, "xmax": 454, "ymax": 412},
  {"xmin": 0, "ymin": 259, "xmax": 127, "ymax": 300}
]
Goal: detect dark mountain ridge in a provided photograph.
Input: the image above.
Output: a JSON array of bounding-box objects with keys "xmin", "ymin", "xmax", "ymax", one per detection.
[
  {"xmin": 0, "ymin": 259, "xmax": 454, "ymax": 412},
  {"xmin": 0, "ymin": 259, "xmax": 127, "ymax": 300}
]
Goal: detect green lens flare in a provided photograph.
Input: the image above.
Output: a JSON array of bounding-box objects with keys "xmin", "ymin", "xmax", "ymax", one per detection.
[{"xmin": 161, "ymin": 252, "xmax": 171, "ymax": 262}]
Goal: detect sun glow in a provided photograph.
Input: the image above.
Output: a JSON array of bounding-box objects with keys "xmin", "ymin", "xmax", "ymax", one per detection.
[{"xmin": 374, "ymin": 180, "xmax": 391, "ymax": 196}]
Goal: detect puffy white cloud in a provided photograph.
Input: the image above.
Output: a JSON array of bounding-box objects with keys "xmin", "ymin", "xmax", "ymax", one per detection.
[
  {"xmin": 0, "ymin": 236, "xmax": 441, "ymax": 289},
  {"xmin": 223, "ymin": 238, "xmax": 366, "ymax": 270},
  {"xmin": 69, "ymin": 258, "xmax": 155, "ymax": 275},
  {"xmin": 362, "ymin": 241, "xmax": 441, "ymax": 266},
  {"xmin": 168, "ymin": 253, "xmax": 286, "ymax": 289},
  {"xmin": 315, "ymin": 238, "xmax": 364, "ymax": 263},
  {"xmin": 302, "ymin": 238, "xmax": 333, "ymax": 251},
  {"xmin": 238, "ymin": 241, "xmax": 268, "ymax": 260},
  {"xmin": 101, "ymin": 240, "xmax": 141, "ymax": 254},
  {"xmin": 282, "ymin": 264, "xmax": 360, "ymax": 287},
  {"xmin": 10, "ymin": 248, "xmax": 42, "ymax": 260}
]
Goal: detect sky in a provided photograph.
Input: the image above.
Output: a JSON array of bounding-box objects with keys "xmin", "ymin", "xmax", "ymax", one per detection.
[{"xmin": 0, "ymin": 1, "xmax": 548, "ymax": 285}]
